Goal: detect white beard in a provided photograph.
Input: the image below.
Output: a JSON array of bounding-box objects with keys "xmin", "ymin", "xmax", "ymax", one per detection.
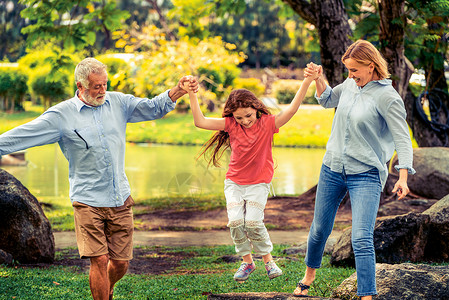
[{"xmin": 82, "ymin": 90, "xmax": 106, "ymax": 107}]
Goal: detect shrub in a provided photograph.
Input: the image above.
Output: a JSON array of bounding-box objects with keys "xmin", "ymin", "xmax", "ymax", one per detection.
[
  {"xmin": 95, "ymin": 54, "xmax": 134, "ymax": 94},
  {"xmin": 0, "ymin": 66, "xmax": 29, "ymax": 112},
  {"xmin": 233, "ymin": 77, "xmax": 265, "ymax": 97},
  {"xmin": 272, "ymin": 79, "xmax": 317, "ymax": 105},
  {"xmin": 131, "ymin": 36, "xmax": 245, "ymax": 104},
  {"xmin": 29, "ymin": 66, "xmax": 72, "ymax": 110}
]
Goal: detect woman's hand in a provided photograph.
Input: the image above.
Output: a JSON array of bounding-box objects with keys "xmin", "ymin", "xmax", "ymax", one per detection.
[{"xmin": 392, "ymin": 169, "xmax": 410, "ymax": 200}]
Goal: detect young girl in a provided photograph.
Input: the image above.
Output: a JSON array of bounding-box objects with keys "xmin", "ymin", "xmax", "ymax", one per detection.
[{"xmin": 182, "ymin": 70, "xmax": 317, "ymax": 282}]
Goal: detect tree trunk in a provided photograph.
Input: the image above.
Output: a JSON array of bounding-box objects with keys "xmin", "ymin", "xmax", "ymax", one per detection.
[
  {"xmin": 312, "ymin": 0, "xmax": 352, "ymax": 87},
  {"xmin": 282, "ymin": 0, "xmax": 352, "ymax": 87},
  {"xmin": 378, "ymin": 0, "xmax": 413, "ymax": 100}
]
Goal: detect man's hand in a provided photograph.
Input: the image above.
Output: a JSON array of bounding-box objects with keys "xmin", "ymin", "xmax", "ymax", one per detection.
[{"xmin": 168, "ymin": 76, "xmax": 199, "ymax": 102}]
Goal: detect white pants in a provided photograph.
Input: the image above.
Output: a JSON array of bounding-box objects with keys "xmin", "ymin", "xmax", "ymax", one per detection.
[{"xmin": 224, "ymin": 179, "xmax": 273, "ymax": 256}]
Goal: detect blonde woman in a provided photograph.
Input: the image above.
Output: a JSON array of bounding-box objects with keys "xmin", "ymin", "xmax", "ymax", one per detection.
[{"xmin": 294, "ymin": 40, "xmax": 415, "ymax": 299}]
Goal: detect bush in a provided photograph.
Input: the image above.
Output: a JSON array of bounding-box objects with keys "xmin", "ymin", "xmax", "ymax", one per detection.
[
  {"xmin": 29, "ymin": 66, "xmax": 72, "ymax": 110},
  {"xmin": 272, "ymin": 79, "xmax": 317, "ymax": 105},
  {"xmin": 95, "ymin": 54, "xmax": 134, "ymax": 94},
  {"xmin": 0, "ymin": 66, "xmax": 29, "ymax": 112},
  {"xmin": 132, "ymin": 36, "xmax": 245, "ymax": 103},
  {"xmin": 233, "ymin": 77, "xmax": 265, "ymax": 97}
]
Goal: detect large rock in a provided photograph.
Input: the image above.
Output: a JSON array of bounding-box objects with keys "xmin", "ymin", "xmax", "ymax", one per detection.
[
  {"xmin": 0, "ymin": 169, "xmax": 55, "ymax": 263},
  {"xmin": 332, "ymin": 263, "xmax": 449, "ymax": 300},
  {"xmin": 422, "ymin": 194, "xmax": 449, "ymax": 261},
  {"xmin": 391, "ymin": 147, "xmax": 449, "ymax": 199},
  {"xmin": 330, "ymin": 213, "xmax": 430, "ymax": 266}
]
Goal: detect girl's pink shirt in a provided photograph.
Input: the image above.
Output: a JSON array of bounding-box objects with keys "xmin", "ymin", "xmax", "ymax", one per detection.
[{"xmin": 224, "ymin": 114, "xmax": 279, "ymax": 185}]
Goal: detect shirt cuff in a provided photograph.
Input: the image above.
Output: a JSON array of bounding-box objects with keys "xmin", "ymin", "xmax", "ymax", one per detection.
[
  {"xmin": 394, "ymin": 165, "xmax": 416, "ymax": 175},
  {"xmin": 315, "ymin": 85, "xmax": 331, "ymax": 101}
]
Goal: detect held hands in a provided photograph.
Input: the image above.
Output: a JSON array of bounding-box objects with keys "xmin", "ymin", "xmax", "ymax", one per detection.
[
  {"xmin": 179, "ymin": 75, "xmax": 199, "ymax": 94},
  {"xmin": 304, "ymin": 62, "xmax": 322, "ymax": 81}
]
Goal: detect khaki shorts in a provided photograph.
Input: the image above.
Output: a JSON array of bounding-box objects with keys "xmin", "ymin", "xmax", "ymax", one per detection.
[{"xmin": 72, "ymin": 196, "xmax": 134, "ymax": 260}]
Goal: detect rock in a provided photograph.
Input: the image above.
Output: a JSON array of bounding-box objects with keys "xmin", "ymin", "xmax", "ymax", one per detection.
[
  {"xmin": 377, "ymin": 198, "xmax": 438, "ymax": 217},
  {"xmin": 0, "ymin": 249, "xmax": 13, "ymax": 265},
  {"xmin": 207, "ymin": 292, "xmax": 336, "ymax": 300},
  {"xmin": 332, "ymin": 263, "xmax": 449, "ymax": 300},
  {"xmin": 422, "ymin": 194, "xmax": 449, "ymax": 261},
  {"xmin": 0, "ymin": 169, "xmax": 55, "ymax": 263},
  {"xmin": 331, "ymin": 213, "xmax": 430, "ymax": 266},
  {"xmin": 391, "ymin": 147, "xmax": 449, "ymax": 199}
]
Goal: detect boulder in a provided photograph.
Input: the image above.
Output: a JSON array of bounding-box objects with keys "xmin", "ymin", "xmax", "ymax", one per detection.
[
  {"xmin": 0, "ymin": 249, "xmax": 13, "ymax": 265},
  {"xmin": 377, "ymin": 198, "xmax": 437, "ymax": 217},
  {"xmin": 422, "ymin": 194, "xmax": 449, "ymax": 261},
  {"xmin": 0, "ymin": 169, "xmax": 55, "ymax": 263},
  {"xmin": 391, "ymin": 147, "xmax": 449, "ymax": 199},
  {"xmin": 332, "ymin": 263, "xmax": 449, "ymax": 300},
  {"xmin": 330, "ymin": 213, "xmax": 430, "ymax": 266}
]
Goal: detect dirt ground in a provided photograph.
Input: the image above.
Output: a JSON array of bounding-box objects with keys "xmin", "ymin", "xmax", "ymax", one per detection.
[{"xmin": 38, "ymin": 192, "xmax": 352, "ymax": 276}]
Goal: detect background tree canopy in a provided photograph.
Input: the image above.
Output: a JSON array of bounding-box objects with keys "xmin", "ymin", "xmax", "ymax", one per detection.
[{"xmin": 0, "ymin": 0, "xmax": 448, "ymax": 146}]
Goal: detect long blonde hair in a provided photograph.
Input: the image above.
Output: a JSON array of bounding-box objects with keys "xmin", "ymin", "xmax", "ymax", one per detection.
[{"xmin": 342, "ymin": 40, "xmax": 390, "ymax": 80}]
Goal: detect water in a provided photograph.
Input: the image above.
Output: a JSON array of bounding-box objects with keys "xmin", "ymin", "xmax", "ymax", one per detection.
[{"xmin": 2, "ymin": 144, "xmax": 325, "ymax": 204}]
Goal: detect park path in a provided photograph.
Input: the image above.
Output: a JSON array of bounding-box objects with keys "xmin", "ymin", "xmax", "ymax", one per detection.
[{"xmin": 53, "ymin": 229, "xmax": 342, "ymax": 248}]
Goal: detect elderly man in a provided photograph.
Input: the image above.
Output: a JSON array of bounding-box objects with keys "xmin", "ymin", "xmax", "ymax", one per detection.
[{"xmin": 0, "ymin": 57, "xmax": 198, "ymax": 299}]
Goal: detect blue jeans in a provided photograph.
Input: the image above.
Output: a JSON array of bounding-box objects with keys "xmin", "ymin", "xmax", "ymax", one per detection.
[{"xmin": 305, "ymin": 164, "xmax": 381, "ymax": 296}]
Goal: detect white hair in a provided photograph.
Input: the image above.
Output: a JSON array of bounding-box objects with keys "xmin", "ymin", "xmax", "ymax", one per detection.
[{"xmin": 74, "ymin": 58, "xmax": 107, "ymax": 89}]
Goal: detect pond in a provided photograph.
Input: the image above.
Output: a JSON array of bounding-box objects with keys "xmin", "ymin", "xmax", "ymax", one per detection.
[{"xmin": 2, "ymin": 144, "xmax": 325, "ymax": 205}]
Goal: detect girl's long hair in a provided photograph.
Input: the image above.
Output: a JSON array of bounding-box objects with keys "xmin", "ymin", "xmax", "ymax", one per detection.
[{"xmin": 198, "ymin": 89, "xmax": 270, "ymax": 167}]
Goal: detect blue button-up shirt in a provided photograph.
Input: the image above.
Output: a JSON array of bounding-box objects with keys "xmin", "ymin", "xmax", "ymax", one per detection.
[
  {"xmin": 0, "ymin": 90, "xmax": 176, "ymax": 207},
  {"xmin": 317, "ymin": 78, "xmax": 416, "ymax": 188}
]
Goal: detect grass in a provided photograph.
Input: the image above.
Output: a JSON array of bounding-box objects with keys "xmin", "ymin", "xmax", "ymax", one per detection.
[{"xmin": 0, "ymin": 245, "xmax": 356, "ymax": 299}]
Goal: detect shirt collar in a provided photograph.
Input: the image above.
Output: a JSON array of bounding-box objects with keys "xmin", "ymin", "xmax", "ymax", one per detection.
[{"xmin": 73, "ymin": 90, "xmax": 109, "ymax": 112}]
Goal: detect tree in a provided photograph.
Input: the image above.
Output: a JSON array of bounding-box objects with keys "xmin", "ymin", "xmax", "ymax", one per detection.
[
  {"xmin": 282, "ymin": 0, "xmax": 449, "ymax": 147},
  {"xmin": 0, "ymin": 0, "xmax": 28, "ymax": 61},
  {"xmin": 282, "ymin": 0, "xmax": 352, "ymax": 87},
  {"xmin": 19, "ymin": 0, "xmax": 130, "ymax": 52}
]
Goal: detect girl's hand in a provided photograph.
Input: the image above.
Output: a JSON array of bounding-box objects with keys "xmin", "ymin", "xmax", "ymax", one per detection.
[
  {"xmin": 304, "ymin": 63, "xmax": 322, "ymax": 81},
  {"xmin": 178, "ymin": 75, "xmax": 199, "ymax": 93}
]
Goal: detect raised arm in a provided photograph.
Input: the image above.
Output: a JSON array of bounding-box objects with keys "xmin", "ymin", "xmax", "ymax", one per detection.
[
  {"xmin": 275, "ymin": 66, "xmax": 320, "ymax": 129},
  {"xmin": 183, "ymin": 79, "xmax": 225, "ymax": 131},
  {"xmin": 305, "ymin": 63, "xmax": 326, "ymax": 97}
]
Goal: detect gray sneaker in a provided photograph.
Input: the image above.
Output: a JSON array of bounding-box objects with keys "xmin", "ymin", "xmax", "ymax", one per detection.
[
  {"xmin": 233, "ymin": 262, "xmax": 256, "ymax": 282},
  {"xmin": 265, "ymin": 260, "xmax": 283, "ymax": 279}
]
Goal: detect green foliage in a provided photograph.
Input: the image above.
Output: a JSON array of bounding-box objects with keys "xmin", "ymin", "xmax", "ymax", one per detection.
[
  {"xmin": 130, "ymin": 36, "xmax": 244, "ymax": 102},
  {"xmin": 29, "ymin": 66, "xmax": 72, "ymax": 110},
  {"xmin": 19, "ymin": 0, "xmax": 130, "ymax": 51},
  {"xmin": 233, "ymin": 78, "xmax": 266, "ymax": 97},
  {"xmin": 272, "ymin": 79, "xmax": 317, "ymax": 105},
  {"xmin": 95, "ymin": 54, "xmax": 134, "ymax": 94},
  {"xmin": 17, "ymin": 48, "xmax": 79, "ymax": 107},
  {"xmin": 0, "ymin": 66, "xmax": 29, "ymax": 111},
  {"xmin": 404, "ymin": 0, "xmax": 449, "ymax": 72}
]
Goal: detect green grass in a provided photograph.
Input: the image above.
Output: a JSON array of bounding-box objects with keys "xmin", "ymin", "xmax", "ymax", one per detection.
[{"xmin": 0, "ymin": 245, "xmax": 356, "ymax": 299}]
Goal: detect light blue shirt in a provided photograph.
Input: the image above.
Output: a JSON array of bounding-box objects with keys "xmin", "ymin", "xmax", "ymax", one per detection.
[
  {"xmin": 0, "ymin": 90, "xmax": 176, "ymax": 207},
  {"xmin": 317, "ymin": 78, "xmax": 416, "ymax": 188}
]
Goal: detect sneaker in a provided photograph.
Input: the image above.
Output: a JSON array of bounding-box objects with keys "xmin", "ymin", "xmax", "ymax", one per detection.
[
  {"xmin": 233, "ymin": 262, "xmax": 256, "ymax": 282},
  {"xmin": 265, "ymin": 260, "xmax": 283, "ymax": 279}
]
